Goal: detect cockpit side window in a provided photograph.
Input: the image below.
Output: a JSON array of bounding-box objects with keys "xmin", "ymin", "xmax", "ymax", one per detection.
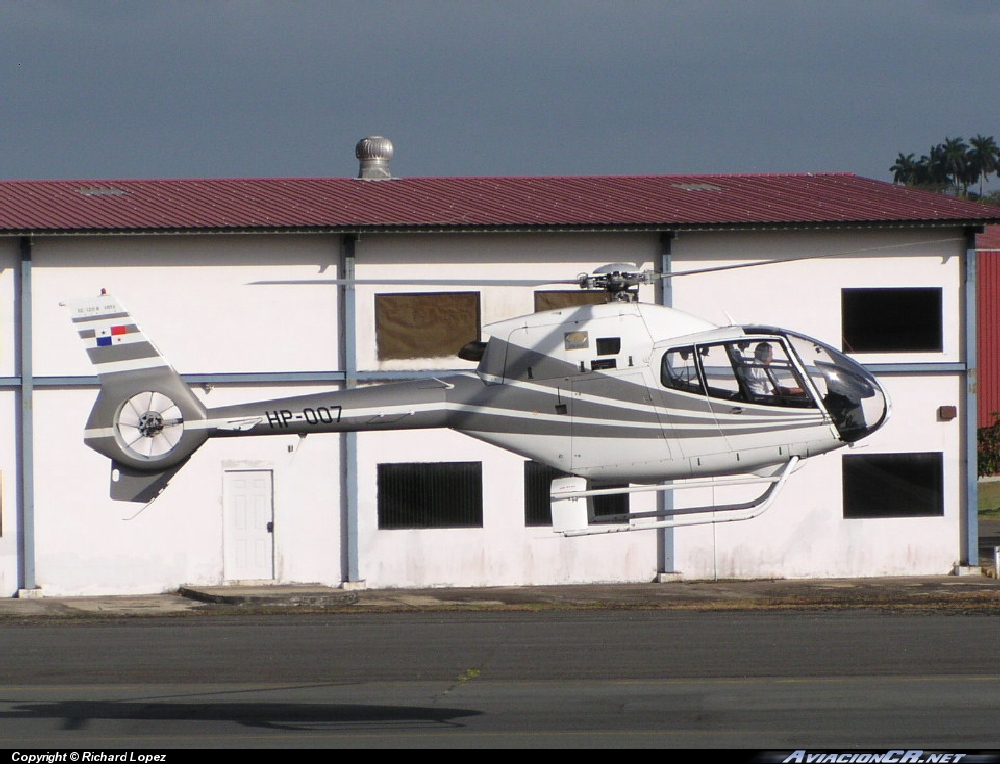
[
  {"xmin": 731, "ymin": 340, "xmax": 816, "ymax": 408},
  {"xmin": 661, "ymin": 347, "xmax": 704, "ymax": 395},
  {"xmin": 699, "ymin": 343, "xmax": 744, "ymax": 400},
  {"xmin": 663, "ymin": 340, "xmax": 817, "ymax": 408}
]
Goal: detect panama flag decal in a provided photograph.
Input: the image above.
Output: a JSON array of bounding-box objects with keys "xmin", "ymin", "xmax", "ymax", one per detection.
[{"xmin": 96, "ymin": 325, "xmax": 130, "ymax": 346}]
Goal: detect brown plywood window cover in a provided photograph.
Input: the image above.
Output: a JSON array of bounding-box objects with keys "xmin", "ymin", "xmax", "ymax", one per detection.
[
  {"xmin": 376, "ymin": 292, "xmax": 481, "ymax": 360},
  {"xmin": 534, "ymin": 290, "xmax": 606, "ymax": 312}
]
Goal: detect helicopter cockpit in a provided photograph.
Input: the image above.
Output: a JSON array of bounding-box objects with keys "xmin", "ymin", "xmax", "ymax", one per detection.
[
  {"xmin": 741, "ymin": 327, "xmax": 890, "ymax": 443},
  {"xmin": 661, "ymin": 327, "xmax": 889, "ymax": 444}
]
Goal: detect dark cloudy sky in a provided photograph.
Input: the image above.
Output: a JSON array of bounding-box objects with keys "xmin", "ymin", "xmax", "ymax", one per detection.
[{"xmin": 2, "ymin": 1, "xmax": 998, "ymax": 182}]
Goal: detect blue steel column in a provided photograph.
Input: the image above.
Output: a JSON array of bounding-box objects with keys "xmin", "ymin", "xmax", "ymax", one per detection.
[
  {"xmin": 340, "ymin": 234, "xmax": 361, "ymax": 582},
  {"xmin": 17, "ymin": 237, "xmax": 35, "ymax": 592},
  {"xmin": 964, "ymin": 228, "xmax": 979, "ymax": 567},
  {"xmin": 656, "ymin": 232, "xmax": 675, "ymax": 575}
]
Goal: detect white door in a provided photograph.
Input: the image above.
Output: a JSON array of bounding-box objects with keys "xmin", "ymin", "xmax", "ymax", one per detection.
[{"xmin": 223, "ymin": 470, "xmax": 274, "ymax": 581}]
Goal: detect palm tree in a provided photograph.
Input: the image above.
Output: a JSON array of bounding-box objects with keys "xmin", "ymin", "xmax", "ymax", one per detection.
[
  {"xmin": 890, "ymin": 153, "xmax": 917, "ymax": 185},
  {"xmin": 917, "ymin": 144, "xmax": 948, "ymax": 187},
  {"xmin": 969, "ymin": 134, "xmax": 1000, "ymax": 197},
  {"xmin": 940, "ymin": 137, "xmax": 970, "ymax": 195}
]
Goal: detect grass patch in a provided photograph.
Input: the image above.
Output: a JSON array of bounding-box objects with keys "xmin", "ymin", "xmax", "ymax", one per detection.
[{"xmin": 979, "ymin": 480, "xmax": 1000, "ymax": 517}]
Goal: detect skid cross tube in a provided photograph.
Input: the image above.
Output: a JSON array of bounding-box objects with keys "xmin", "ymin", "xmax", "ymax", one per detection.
[{"xmin": 553, "ymin": 457, "xmax": 799, "ymax": 537}]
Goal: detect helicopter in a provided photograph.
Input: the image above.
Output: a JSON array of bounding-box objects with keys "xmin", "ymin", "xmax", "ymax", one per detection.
[{"xmin": 67, "ymin": 265, "xmax": 889, "ymax": 535}]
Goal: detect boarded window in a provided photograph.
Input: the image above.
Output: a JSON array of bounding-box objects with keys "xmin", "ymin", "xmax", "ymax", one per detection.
[
  {"xmin": 376, "ymin": 292, "xmax": 481, "ymax": 360},
  {"xmin": 378, "ymin": 462, "xmax": 483, "ymax": 529},
  {"xmin": 523, "ymin": 461, "xmax": 629, "ymax": 526},
  {"xmin": 842, "ymin": 288, "xmax": 942, "ymax": 353},
  {"xmin": 842, "ymin": 452, "xmax": 944, "ymax": 518},
  {"xmin": 534, "ymin": 290, "xmax": 606, "ymax": 312}
]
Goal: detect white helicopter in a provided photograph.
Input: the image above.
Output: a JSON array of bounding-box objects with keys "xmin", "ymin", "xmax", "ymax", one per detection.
[{"xmin": 68, "ymin": 265, "xmax": 889, "ymax": 535}]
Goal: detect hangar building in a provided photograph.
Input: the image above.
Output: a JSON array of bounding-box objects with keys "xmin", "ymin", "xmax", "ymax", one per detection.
[{"xmin": 1, "ymin": 141, "xmax": 998, "ymax": 595}]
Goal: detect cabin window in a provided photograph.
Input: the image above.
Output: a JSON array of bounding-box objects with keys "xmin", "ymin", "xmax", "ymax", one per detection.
[
  {"xmin": 661, "ymin": 347, "xmax": 704, "ymax": 395},
  {"xmin": 523, "ymin": 461, "xmax": 629, "ymax": 526},
  {"xmin": 697, "ymin": 344, "xmax": 744, "ymax": 400},
  {"xmin": 663, "ymin": 342, "xmax": 814, "ymax": 408},
  {"xmin": 375, "ymin": 292, "xmax": 481, "ymax": 360},
  {"xmin": 842, "ymin": 452, "xmax": 944, "ymax": 518},
  {"xmin": 729, "ymin": 340, "xmax": 814, "ymax": 408},
  {"xmin": 534, "ymin": 290, "xmax": 606, "ymax": 312},
  {"xmin": 378, "ymin": 462, "xmax": 483, "ymax": 529},
  {"xmin": 841, "ymin": 288, "xmax": 942, "ymax": 353}
]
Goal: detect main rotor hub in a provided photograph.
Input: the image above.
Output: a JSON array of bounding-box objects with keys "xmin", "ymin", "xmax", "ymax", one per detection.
[{"xmin": 578, "ymin": 266, "xmax": 651, "ymax": 302}]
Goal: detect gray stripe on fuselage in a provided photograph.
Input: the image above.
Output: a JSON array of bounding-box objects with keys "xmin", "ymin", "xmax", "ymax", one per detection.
[
  {"xmin": 452, "ymin": 382, "xmax": 665, "ymax": 428},
  {"xmin": 667, "ymin": 423, "xmax": 826, "ymax": 439}
]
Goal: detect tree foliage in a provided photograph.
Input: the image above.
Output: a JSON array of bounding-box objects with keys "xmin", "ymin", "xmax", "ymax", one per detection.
[
  {"xmin": 978, "ymin": 413, "xmax": 1000, "ymax": 477},
  {"xmin": 891, "ymin": 134, "xmax": 1000, "ymax": 199}
]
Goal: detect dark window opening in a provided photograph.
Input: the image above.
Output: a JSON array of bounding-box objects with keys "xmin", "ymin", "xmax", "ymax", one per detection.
[
  {"xmin": 842, "ymin": 452, "xmax": 944, "ymax": 518},
  {"xmin": 378, "ymin": 462, "xmax": 483, "ymax": 529},
  {"xmin": 842, "ymin": 288, "xmax": 942, "ymax": 353},
  {"xmin": 524, "ymin": 461, "xmax": 629, "ymax": 526}
]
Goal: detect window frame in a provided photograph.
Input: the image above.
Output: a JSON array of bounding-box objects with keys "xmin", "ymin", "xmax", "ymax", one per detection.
[{"xmin": 378, "ymin": 461, "xmax": 484, "ymax": 529}]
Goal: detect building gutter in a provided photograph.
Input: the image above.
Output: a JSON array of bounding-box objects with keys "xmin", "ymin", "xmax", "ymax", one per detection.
[
  {"xmin": 963, "ymin": 228, "xmax": 980, "ymax": 571},
  {"xmin": 340, "ymin": 234, "xmax": 362, "ymax": 586},
  {"xmin": 2, "ymin": 219, "xmax": 1000, "ymax": 238},
  {"xmin": 17, "ymin": 237, "xmax": 36, "ymax": 593}
]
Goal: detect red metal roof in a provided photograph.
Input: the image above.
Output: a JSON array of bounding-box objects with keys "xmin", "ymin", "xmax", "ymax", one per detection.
[{"xmin": 0, "ymin": 173, "xmax": 998, "ymax": 234}]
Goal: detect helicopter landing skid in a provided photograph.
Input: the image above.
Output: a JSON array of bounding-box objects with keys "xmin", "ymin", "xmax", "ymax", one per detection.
[{"xmin": 551, "ymin": 456, "xmax": 800, "ymax": 537}]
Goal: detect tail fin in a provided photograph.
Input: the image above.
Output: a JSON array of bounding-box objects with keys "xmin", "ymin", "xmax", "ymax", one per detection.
[{"xmin": 68, "ymin": 293, "xmax": 209, "ymax": 501}]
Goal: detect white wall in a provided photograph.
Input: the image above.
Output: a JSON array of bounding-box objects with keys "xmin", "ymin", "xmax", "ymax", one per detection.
[
  {"xmin": 27, "ymin": 235, "xmax": 345, "ymax": 595},
  {"xmin": 668, "ymin": 228, "xmax": 968, "ymax": 578},
  {"xmin": 31, "ymin": 234, "xmax": 341, "ymax": 376},
  {"xmin": 353, "ymin": 232, "xmax": 659, "ymax": 370},
  {"xmin": 669, "ymin": 228, "xmax": 964, "ymax": 363},
  {"xmin": 0, "ymin": 240, "xmax": 20, "ymax": 595},
  {"xmin": 355, "ymin": 428, "xmax": 660, "ymax": 588},
  {"xmin": 8, "ymin": 226, "xmax": 973, "ymax": 594},
  {"xmin": 351, "ymin": 233, "xmax": 663, "ymax": 586}
]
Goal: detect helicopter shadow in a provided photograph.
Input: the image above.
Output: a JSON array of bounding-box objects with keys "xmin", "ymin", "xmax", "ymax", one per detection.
[{"xmin": 0, "ymin": 690, "xmax": 482, "ymax": 733}]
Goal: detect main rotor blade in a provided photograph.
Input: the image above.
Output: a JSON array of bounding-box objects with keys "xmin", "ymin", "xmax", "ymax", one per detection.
[{"xmin": 251, "ymin": 278, "xmax": 583, "ymax": 287}]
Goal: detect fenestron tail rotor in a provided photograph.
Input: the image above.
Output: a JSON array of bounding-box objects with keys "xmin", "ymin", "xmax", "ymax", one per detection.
[{"xmin": 115, "ymin": 391, "xmax": 185, "ymax": 460}]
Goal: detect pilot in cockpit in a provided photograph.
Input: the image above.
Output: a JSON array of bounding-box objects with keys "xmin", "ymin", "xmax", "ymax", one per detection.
[{"xmin": 743, "ymin": 342, "xmax": 776, "ymax": 398}]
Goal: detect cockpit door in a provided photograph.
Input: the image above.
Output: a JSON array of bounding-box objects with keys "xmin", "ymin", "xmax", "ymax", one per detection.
[
  {"xmin": 656, "ymin": 345, "xmax": 727, "ymax": 460},
  {"xmin": 569, "ymin": 370, "xmax": 674, "ymax": 477}
]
